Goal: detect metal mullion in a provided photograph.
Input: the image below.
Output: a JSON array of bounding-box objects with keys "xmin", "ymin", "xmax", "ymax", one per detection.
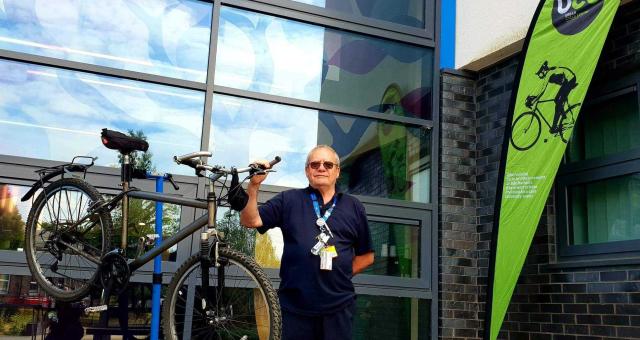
[
  {"xmin": 242, "ymin": 182, "xmax": 436, "ymax": 212},
  {"xmin": 355, "ymin": 286, "xmax": 432, "ymax": 300},
  {"xmin": 368, "ymin": 215, "xmax": 420, "ymax": 226},
  {"xmin": 200, "ymin": 1, "xmax": 223, "ymax": 153},
  {"xmin": 248, "ymin": 0, "xmax": 434, "ymax": 40},
  {"xmin": 430, "ymin": 0, "xmax": 440, "ymax": 337},
  {"xmin": 424, "ymin": 0, "xmax": 436, "ymax": 39},
  {"xmin": 0, "ymin": 49, "xmax": 207, "ymax": 91},
  {"xmin": 214, "ymin": 85, "xmax": 434, "ymax": 128},
  {"xmin": 220, "ymin": 0, "xmax": 435, "ymax": 48}
]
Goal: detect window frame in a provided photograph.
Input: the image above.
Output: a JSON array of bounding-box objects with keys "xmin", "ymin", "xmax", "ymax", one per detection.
[
  {"xmin": 556, "ymin": 73, "xmax": 640, "ymax": 260},
  {"xmin": 0, "ymin": 274, "xmax": 9, "ymax": 294}
]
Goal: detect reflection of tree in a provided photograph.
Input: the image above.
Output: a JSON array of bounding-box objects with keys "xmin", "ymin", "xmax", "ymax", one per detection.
[
  {"xmin": 117, "ymin": 129, "xmax": 155, "ymax": 172},
  {"xmin": 0, "ymin": 186, "xmax": 25, "ymax": 250},
  {"xmin": 0, "ymin": 204, "xmax": 24, "ymax": 250},
  {"xmin": 255, "ymin": 232, "xmax": 280, "ymax": 269},
  {"xmin": 217, "ymin": 210, "xmax": 255, "ymax": 256}
]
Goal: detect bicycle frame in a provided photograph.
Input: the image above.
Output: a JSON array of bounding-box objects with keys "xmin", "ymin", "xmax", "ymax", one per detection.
[
  {"xmin": 126, "ymin": 190, "xmax": 210, "ymax": 272},
  {"xmin": 66, "ymin": 154, "xmax": 223, "ymax": 275},
  {"xmin": 531, "ymin": 99, "xmax": 555, "ymax": 129}
]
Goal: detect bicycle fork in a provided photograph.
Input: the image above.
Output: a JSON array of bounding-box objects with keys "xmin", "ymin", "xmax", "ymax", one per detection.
[{"xmin": 199, "ymin": 187, "xmax": 225, "ymax": 312}]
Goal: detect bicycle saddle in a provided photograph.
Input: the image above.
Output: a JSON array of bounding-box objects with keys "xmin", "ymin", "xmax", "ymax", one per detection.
[{"xmin": 101, "ymin": 128, "xmax": 149, "ymax": 154}]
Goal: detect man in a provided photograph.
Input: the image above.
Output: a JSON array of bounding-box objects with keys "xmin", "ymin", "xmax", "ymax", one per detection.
[{"xmin": 240, "ymin": 145, "xmax": 375, "ymax": 340}]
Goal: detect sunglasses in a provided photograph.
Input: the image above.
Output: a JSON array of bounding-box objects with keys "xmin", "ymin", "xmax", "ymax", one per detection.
[{"xmin": 307, "ymin": 161, "xmax": 338, "ymax": 170}]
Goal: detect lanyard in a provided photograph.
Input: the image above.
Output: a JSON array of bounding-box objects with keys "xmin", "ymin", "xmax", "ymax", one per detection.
[{"xmin": 310, "ymin": 192, "xmax": 336, "ymax": 237}]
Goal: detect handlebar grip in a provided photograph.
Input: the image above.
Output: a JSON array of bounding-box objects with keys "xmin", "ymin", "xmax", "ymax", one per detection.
[
  {"xmin": 268, "ymin": 156, "xmax": 281, "ymax": 168},
  {"xmin": 255, "ymin": 156, "xmax": 282, "ymax": 170}
]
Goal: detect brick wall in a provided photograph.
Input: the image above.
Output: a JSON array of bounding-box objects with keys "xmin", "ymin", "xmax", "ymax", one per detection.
[
  {"xmin": 439, "ymin": 69, "xmax": 480, "ymax": 339},
  {"xmin": 439, "ymin": 1, "xmax": 640, "ymax": 339}
]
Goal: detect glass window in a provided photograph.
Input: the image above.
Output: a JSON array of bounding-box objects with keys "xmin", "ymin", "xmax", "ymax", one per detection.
[
  {"xmin": 81, "ymin": 282, "xmax": 156, "ymax": 334},
  {"xmin": 0, "ymin": 275, "xmax": 8, "ymax": 294},
  {"xmin": 0, "ymin": 307, "xmax": 37, "ymax": 335},
  {"xmin": 111, "ymin": 197, "xmax": 182, "ymax": 261},
  {"xmin": 216, "ymin": 207, "xmax": 258, "ymax": 257},
  {"xmin": 567, "ymin": 90, "xmax": 640, "ymax": 162},
  {"xmin": 354, "ymin": 295, "xmax": 430, "ymax": 340},
  {"xmin": 0, "ymin": 0, "xmax": 212, "ymax": 82},
  {"xmin": 210, "ymin": 94, "xmax": 431, "ymax": 202},
  {"xmin": 254, "ymin": 219, "xmax": 421, "ymax": 279},
  {"xmin": 0, "ymin": 184, "xmax": 31, "ymax": 251},
  {"xmin": 363, "ymin": 221, "xmax": 420, "ymax": 278},
  {"xmin": 568, "ymin": 173, "xmax": 640, "ymax": 245},
  {"xmin": 215, "ymin": 7, "xmax": 433, "ymax": 120},
  {"xmin": 0, "ymin": 59, "xmax": 204, "ymax": 175},
  {"xmin": 291, "ymin": 0, "xmax": 426, "ymax": 29}
]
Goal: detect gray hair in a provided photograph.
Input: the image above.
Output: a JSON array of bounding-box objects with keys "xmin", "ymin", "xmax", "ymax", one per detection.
[{"xmin": 305, "ymin": 145, "xmax": 340, "ymax": 167}]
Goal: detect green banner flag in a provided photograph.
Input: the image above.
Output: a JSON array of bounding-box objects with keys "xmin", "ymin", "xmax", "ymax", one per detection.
[{"xmin": 485, "ymin": 1, "xmax": 620, "ymax": 339}]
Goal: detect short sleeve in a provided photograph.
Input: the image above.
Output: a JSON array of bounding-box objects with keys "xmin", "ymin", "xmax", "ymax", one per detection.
[
  {"xmin": 257, "ymin": 191, "xmax": 284, "ymax": 234},
  {"xmin": 353, "ymin": 200, "xmax": 373, "ymax": 256}
]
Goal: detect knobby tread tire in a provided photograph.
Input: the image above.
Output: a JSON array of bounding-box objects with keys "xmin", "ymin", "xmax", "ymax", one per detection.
[
  {"xmin": 163, "ymin": 248, "xmax": 282, "ymax": 340},
  {"xmin": 25, "ymin": 177, "xmax": 112, "ymax": 302}
]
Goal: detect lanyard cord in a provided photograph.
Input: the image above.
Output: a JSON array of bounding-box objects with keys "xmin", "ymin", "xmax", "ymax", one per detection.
[{"xmin": 310, "ymin": 192, "xmax": 336, "ymax": 237}]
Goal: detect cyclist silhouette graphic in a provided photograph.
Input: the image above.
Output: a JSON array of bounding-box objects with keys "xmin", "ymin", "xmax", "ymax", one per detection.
[{"xmin": 510, "ymin": 61, "xmax": 581, "ymax": 151}]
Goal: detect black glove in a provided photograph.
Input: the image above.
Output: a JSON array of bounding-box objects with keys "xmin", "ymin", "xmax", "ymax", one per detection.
[{"xmin": 228, "ymin": 169, "xmax": 248, "ymax": 211}]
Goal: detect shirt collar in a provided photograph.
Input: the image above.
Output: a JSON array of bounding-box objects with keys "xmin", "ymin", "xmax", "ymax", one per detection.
[{"xmin": 305, "ymin": 186, "xmax": 342, "ymax": 204}]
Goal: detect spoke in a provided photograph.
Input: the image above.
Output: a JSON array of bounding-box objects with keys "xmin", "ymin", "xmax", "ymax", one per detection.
[
  {"xmin": 77, "ymin": 193, "xmax": 84, "ymax": 222},
  {"xmin": 65, "ymin": 189, "xmax": 74, "ymax": 226}
]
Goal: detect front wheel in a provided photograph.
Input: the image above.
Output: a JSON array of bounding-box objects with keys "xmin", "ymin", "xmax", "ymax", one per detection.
[
  {"xmin": 510, "ymin": 111, "xmax": 541, "ymax": 151},
  {"xmin": 24, "ymin": 178, "xmax": 112, "ymax": 301},
  {"xmin": 163, "ymin": 248, "xmax": 282, "ymax": 340}
]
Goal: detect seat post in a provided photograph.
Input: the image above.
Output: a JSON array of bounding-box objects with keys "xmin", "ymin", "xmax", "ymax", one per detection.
[{"xmin": 121, "ymin": 153, "xmax": 132, "ymax": 253}]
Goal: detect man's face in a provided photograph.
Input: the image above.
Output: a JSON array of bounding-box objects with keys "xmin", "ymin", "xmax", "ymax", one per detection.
[{"xmin": 305, "ymin": 148, "xmax": 340, "ymax": 190}]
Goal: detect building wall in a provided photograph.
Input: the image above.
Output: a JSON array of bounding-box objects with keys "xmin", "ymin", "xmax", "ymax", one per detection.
[
  {"xmin": 455, "ymin": 0, "xmax": 537, "ymax": 70},
  {"xmin": 440, "ymin": 1, "xmax": 640, "ymax": 339}
]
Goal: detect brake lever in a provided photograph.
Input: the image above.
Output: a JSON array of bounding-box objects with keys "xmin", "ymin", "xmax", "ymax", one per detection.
[
  {"xmin": 166, "ymin": 174, "xmax": 180, "ymax": 191},
  {"xmin": 251, "ymin": 169, "xmax": 276, "ymax": 176}
]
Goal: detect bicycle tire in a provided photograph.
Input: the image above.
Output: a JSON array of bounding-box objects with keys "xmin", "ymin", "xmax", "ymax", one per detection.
[
  {"xmin": 510, "ymin": 111, "xmax": 541, "ymax": 151},
  {"xmin": 558, "ymin": 114, "xmax": 573, "ymax": 144},
  {"xmin": 25, "ymin": 178, "xmax": 113, "ymax": 301},
  {"xmin": 163, "ymin": 249, "xmax": 282, "ymax": 340}
]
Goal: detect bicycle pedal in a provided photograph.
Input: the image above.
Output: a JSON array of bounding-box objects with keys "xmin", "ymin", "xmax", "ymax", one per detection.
[{"xmin": 84, "ymin": 305, "xmax": 108, "ymax": 313}]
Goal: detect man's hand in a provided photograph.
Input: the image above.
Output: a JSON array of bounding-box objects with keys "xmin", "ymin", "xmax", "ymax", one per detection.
[
  {"xmin": 352, "ymin": 252, "xmax": 374, "ymax": 275},
  {"xmin": 240, "ymin": 159, "xmax": 271, "ymax": 228},
  {"xmin": 249, "ymin": 160, "xmax": 272, "ymax": 187}
]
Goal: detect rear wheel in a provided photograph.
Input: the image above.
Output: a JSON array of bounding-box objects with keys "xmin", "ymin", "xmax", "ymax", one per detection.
[
  {"xmin": 163, "ymin": 248, "xmax": 281, "ymax": 340},
  {"xmin": 558, "ymin": 113, "xmax": 574, "ymax": 143},
  {"xmin": 25, "ymin": 178, "xmax": 112, "ymax": 301}
]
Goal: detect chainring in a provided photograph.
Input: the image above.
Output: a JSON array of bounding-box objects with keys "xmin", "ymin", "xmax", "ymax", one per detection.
[{"xmin": 99, "ymin": 252, "xmax": 130, "ymax": 296}]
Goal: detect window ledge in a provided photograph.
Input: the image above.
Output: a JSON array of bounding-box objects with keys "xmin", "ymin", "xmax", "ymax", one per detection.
[{"xmin": 546, "ymin": 257, "xmax": 640, "ymax": 270}]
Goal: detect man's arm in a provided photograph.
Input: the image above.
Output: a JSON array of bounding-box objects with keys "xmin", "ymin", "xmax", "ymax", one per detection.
[
  {"xmin": 239, "ymin": 160, "xmax": 271, "ymax": 228},
  {"xmin": 240, "ymin": 183, "xmax": 263, "ymax": 228},
  {"xmin": 352, "ymin": 251, "xmax": 374, "ymax": 275}
]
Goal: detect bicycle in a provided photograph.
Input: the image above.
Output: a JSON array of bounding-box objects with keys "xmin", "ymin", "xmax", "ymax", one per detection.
[
  {"xmin": 22, "ymin": 128, "xmax": 282, "ymax": 339},
  {"xmin": 510, "ymin": 61, "xmax": 580, "ymax": 151}
]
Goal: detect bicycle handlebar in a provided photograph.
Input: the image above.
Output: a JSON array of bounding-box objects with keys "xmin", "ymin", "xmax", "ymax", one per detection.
[
  {"xmin": 173, "ymin": 151, "xmax": 213, "ymax": 164},
  {"xmin": 206, "ymin": 156, "xmax": 281, "ymax": 175},
  {"xmin": 174, "ymin": 151, "xmax": 281, "ymax": 177}
]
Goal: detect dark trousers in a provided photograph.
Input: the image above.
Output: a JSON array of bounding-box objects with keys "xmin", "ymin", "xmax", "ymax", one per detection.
[{"xmin": 282, "ymin": 302, "xmax": 356, "ymax": 340}]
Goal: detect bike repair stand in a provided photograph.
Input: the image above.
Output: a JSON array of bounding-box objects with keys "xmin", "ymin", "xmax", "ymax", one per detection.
[{"xmin": 146, "ymin": 172, "xmax": 174, "ymax": 340}]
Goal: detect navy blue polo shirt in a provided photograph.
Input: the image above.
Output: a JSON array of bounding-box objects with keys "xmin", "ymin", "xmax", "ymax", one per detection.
[{"xmin": 257, "ymin": 186, "xmax": 373, "ymax": 316}]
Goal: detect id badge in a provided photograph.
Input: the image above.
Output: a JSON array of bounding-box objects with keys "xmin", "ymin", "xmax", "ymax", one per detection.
[
  {"xmin": 320, "ymin": 248, "xmax": 333, "ymax": 270},
  {"xmin": 320, "ymin": 246, "xmax": 338, "ymax": 271}
]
